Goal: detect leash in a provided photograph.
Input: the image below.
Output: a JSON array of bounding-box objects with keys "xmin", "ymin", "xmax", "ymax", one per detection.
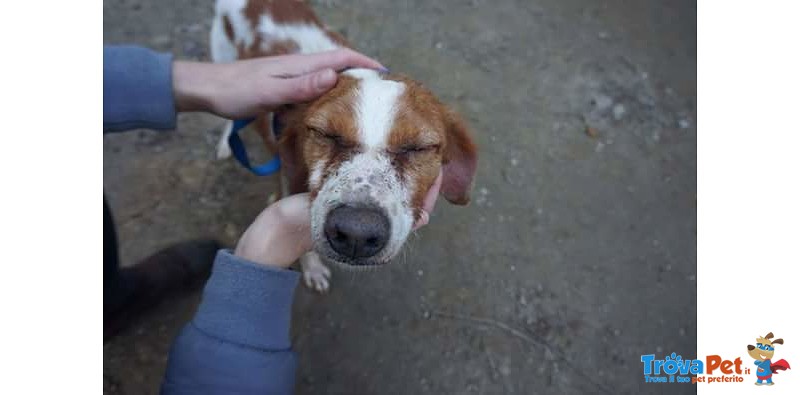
[{"xmin": 227, "ymin": 116, "xmax": 282, "ymax": 176}]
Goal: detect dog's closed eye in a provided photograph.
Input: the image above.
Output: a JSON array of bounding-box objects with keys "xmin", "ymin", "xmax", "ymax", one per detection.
[
  {"xmin": 390, "ymin": 144, "xmax": 438, "ymax": 156},
  {"xmin": 310, "ymin": 127, "xmax": 354, "ymax": 148}
]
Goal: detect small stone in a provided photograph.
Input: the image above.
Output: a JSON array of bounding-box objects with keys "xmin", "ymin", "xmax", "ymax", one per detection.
[
  {"xmin": 585, "ymin": 126, "xmax": 599, "ymax": 138},
  {"xmin": 591, "ymin": 93, "xmax": 613, "ymax": 111},
  {"xmin": 598, "ymin": 31, "xmax": 609, "ymax": 40},
  {"xmin": 612, "ymin": 103, "xmax": 626, "ymax": 120},
  {"xmin": 679, "ymin": 328, "xmax": 687, "ymax": 336},
  {"xmin": 519, "ymin": 294, "xmax": 528, "ymax": 306},
  {"xmin": 510, "ymin": 158, "xmax": 519, "ymax": 166},
  {"xmin": 423, "ymin": 311, "xmax": 431, "ymax": 319},
  {"xmin": 417, "ymin": 269, "xmax": 424, "ymax": 276},
  {"xmin": 656, "ymin": 346, "xmax": 663, "ymax": 353},
  {"xmin": 480, "ymin": 187, "xmax": 489, "ymax": 195},
  {"xmin": 499, "ymin": 365, "xmax": 511, "ymax": 376},
  {"xmin": 678, "ymin": 119, "xmax": 691, "ymax": 129},
  {"xmin": 613, "ymin": 328, "xmax": 621, "ymax": 336},
  {"xmin": 652, "ymin": 131, "xmax": 661, "ymax": 143},
  {"xmin": 434, "ymin": 42, "xmax": 444, "ymax": 50},
  {"xmin": 595, "ymin": 141, "xmax": 605, "ymax": 152},
  {"xmin": 185, "ymin": 23, "xmax": 204, "ymax": 34},
  {"xmin": 510, "ymin": 265, "xmax": 516, "ymax": 271}
]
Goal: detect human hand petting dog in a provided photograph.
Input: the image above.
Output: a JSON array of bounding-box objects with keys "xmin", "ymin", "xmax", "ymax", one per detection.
[
  {"xmin": 235, "ymin": 171, "xmax": 443, "ymax": 268},
  {"xmin": 172, "ymin": 48, "xmax": 386, "ymax": 119}
]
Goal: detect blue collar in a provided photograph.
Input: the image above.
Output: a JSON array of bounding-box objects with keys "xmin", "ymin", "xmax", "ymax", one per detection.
[{"xmin": 227, "ymin": 116, "xmax": 282, "ymax": 176}]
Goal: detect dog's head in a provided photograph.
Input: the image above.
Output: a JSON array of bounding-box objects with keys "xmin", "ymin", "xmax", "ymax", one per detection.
[
  {"xmin": 747, "ymin": 332, "xmax": 783, "ymax": 361},
  {"xmin": 279, "ymin": 69, "xmax": 477, "ymax": 267}
]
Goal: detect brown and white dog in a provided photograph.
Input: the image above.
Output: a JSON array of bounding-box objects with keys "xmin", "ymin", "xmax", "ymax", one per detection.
[{"xmin": 211, "ymin": 0, "xmax": 477, "ymax": 292}]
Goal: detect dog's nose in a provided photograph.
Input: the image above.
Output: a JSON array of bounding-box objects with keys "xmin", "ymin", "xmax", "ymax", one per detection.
[{"xmin": 324, "ymin": 205, "xmax": 390, "ymax": 259}]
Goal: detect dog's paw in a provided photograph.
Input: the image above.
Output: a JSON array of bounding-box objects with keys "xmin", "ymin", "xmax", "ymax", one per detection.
[
  {"xmin": 216, "ymin": 139, "xmax": 232, "ymax": 159},
  {"xmin": 215, "ymin": 121, "xmax": 233, "ymax": 160},
  {"xmin": 301, "ymin": 253, "xmax": 331, "ymax": 293},
  {"xmin": 303, "ymin": 263, "xmax": 331, "ymax": 292}
]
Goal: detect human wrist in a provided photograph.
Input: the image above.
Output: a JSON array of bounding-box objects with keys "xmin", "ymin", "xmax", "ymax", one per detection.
[
  {"xmin": 172, "ymin": 61, "xmax": 219, "ymax": 113},
  {"xmin": 233, "ymin": 195, "xmax": 314, "ymax": 268}
]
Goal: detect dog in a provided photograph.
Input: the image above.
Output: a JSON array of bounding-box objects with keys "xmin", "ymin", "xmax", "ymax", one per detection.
[
  {"xmin": 746, "ymin": 332, "xmax": 791, "ymax": 385},
  {"xmin": 210, "ymin": 0, "xmax": 477, "ymax": 292}
]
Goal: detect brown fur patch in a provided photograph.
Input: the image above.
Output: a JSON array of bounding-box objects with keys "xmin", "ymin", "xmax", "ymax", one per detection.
[{"xmin": 244, "ymin": 0, "xmax": 322, "ymax": 28}]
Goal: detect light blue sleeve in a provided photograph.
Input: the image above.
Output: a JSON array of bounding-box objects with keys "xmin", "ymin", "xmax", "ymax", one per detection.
[
  {"xmin": 103, "ymin": 45, "xmax": 177, "ymax": 132},
  {"xmin": 161, "ymin": 250, "xmax": 301, "ymax": 395}
]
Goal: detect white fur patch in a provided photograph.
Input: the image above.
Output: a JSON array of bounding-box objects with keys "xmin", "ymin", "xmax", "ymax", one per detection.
[
  {"xmin": 212, "ymin": 0, "xmax": 340, "ymax": 59},
  {"xmin": 256, "ymin": 15, "xmax": 340, "ymax": 54},
  {"xmin": 310, "ymin": 151, "xmax": 414, "ymax": 265},
  {"xmin": 212, "ymin": 0, "xmax": 255, "ymax": 58},
  {"xmin": 308, "ymin": 162, "xmax": 325, "ymax": 190},
  {"xmin": 344, "ymin": 69, "xmax": 406, "ymax": 149}
]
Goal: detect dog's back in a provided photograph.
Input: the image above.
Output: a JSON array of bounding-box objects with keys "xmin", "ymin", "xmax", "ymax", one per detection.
[
  {"xmin": 210, "ymin": 0, "xmax": 347, "ymax": 63},
  {"xmin": 210, "ymin": 0, "xmax": 350, "ymax": 159}
]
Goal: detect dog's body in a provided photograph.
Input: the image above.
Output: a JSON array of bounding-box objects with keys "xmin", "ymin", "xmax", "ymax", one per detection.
[{"xmin": 211, "ymin": 0, "xmax": 477, "ymax": 292}]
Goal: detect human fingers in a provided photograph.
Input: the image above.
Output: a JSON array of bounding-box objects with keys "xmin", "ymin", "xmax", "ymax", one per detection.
[{"xmin": 269, "ymin": 48, "xmax": 385, "ymax": 76}]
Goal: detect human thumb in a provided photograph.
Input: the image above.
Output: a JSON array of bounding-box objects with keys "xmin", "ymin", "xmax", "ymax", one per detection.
[{"xmin": 279, "ymin": 68, "xmax": 338, "ymax": 103}]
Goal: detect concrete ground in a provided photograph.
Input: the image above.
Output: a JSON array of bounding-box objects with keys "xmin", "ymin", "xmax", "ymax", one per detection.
[{"xmin": 103, "ymin": 0, "xmax": 696, "ymax": 394}]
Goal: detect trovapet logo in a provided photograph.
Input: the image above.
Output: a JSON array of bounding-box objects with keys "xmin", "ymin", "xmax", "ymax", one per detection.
[
  {"xmin": 640, "ymin": 331, "xmax": 792, "ymax": 385},
  {"xmin": 640, "ymin": 353, "xmax": 746, "ymax": 384}
]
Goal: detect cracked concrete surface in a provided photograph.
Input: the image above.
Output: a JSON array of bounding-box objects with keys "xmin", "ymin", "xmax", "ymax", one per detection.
[{"xmin": 104, "ymin": 1, "xmax": 696, "ymax": 394}]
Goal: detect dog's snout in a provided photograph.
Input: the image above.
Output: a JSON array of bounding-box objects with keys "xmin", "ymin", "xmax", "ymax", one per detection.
[{"xmin": 324, "ymin": 206, "xmax": 390, "ymax": 260}]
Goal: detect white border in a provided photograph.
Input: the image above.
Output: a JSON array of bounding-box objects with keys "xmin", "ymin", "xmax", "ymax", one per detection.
[
  {"xmin": 0, "ymin": 0, "xmax": 101, "ymax": 392},
  {"xmin": 698, "ymin": 0, "xmax": 800, "ymax": 393}
]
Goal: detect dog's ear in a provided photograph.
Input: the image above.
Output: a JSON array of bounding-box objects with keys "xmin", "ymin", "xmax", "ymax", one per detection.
[
  {"xmin": 766, "ymin": 332, "xmax": 775, "ymax": 339},
  {"xmin": 748, "ymin": 345, "xmax": 755, "ymax": 351},
  {"xmin": 276, "ymin": 105, "xmax": 310, "ymax": 194},
  {"xmin": 772, "ymin": 338, "xmax": 784, "ymax": 345},
  {"xmin": 441, "ymin": 110, "xmax": 477, "ymax": 205}
]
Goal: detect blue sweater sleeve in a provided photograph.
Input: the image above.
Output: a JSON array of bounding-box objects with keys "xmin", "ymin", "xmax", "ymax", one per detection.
[
  {"xmin": 104, "ymin": 45, "xmax": 177, "ymax": 132},
  {"xmin": 161, "ymin": 250, "xmax": 301, "ymax": 395}
]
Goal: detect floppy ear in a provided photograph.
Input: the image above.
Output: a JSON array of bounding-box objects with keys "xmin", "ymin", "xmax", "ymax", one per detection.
[
  {"xmin": 766, "ymin": 332, "xmax": 775, "ymax": 339},
  {"xmin": 275, "ymin": 105, "xmax": 311, "ymax": 194},
  {"xmin": 441, "ymin": 110, "xmax": 477, "ymax": 205},
  {"xmin": 772, "ymin": 338, "xmax": 784, "ymax": 345}
]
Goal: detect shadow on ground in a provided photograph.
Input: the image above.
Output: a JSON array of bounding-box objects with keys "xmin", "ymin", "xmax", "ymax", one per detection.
[{"xmin": 104, "ymin": 1, "xmax": 696, "ymax": 394}]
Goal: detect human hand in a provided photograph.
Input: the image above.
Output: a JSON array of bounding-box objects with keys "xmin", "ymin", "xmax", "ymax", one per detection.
[
  {"xmin": 234, "ymin": 171, "xmax": 442, "ymax": 268},
  {"xmin": 172, "ymin": 48, "xmax": 385, "ymax": 119}
]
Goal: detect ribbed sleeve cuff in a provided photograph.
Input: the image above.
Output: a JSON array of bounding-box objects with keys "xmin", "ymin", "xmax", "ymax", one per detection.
[
  {"xmin": 103, "ymin": 45, "xmax": 178, "ymax": 132},
  {"xmin": 192, "ymin": 250, "xmax": 300, "ymax": 350}
]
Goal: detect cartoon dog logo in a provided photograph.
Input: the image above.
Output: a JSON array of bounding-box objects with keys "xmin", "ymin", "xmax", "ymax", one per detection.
[{"xmin": 747, "ymin": 332, "xmax": 791, "ymax": 385}]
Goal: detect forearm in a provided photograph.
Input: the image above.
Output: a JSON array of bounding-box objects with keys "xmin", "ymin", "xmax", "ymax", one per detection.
[
  {"xmin": 161, "ymin": 250, "xmax": 300, "ymax": 394},
  {"xmin": 171, "ymin": 61, "xmax": 222, "ymax": 114}
]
